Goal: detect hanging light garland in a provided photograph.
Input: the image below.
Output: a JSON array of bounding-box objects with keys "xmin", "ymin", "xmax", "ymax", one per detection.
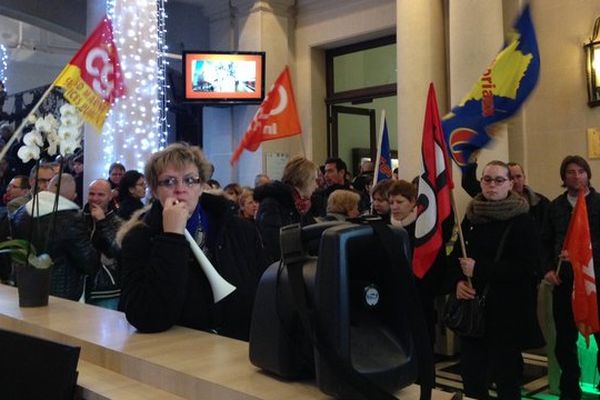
[
  {"xmin": 0, "ymin": 43, "xmax": 8, "ymax": 88},
  {"xmin": 103, "ymin": 0, "xmax": 168, "ymax": 174}
]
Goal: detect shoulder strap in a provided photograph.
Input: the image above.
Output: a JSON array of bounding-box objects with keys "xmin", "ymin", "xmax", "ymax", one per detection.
[{"xmin": 494, "ymin": 221, "xmax": 513, "ymax": 263}]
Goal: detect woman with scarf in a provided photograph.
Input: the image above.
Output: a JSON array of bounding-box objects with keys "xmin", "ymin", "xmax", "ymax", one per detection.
[
  {"xmin": 254, "ymin": 155, "xmax": 318, "ymax": 262},
  {"xmin": 449, "ymin": 160, "xmax": 543, "ymax": 399},
  {"xmin": 118, "ymin": 143, "xmax": 269, "ymax": 341}
]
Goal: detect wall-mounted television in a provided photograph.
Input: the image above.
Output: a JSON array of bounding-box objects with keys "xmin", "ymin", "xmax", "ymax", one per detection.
[{"xmin": 183, "ymin": 51, "xmax": 265, "ymax": 104}]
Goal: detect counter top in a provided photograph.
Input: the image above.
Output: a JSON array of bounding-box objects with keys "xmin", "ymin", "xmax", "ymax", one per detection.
[{"xmin": 0, "ymin": 284, "xmax": 456, "ymax": 399}]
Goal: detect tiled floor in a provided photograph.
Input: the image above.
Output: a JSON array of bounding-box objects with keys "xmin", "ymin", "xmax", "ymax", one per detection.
[{"xmin": 434, "ymin": 352, "xmax": 599, "ymax": 399}]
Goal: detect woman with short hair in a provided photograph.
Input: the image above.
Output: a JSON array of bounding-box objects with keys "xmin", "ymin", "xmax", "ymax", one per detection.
[
  {"xmin": 371, "ymin": 179, "xmax": 393, "ymax": 222},
  {"xmin": 239, "ymin": 189, "xmax": 257, "ymax": 221},
  {"xmin": 254, "ymin": 155, "xmax": 318, "ymax": 262},
  {"xmin": 118, "ymin": 143, "xmax": 269, "ymax": 340},
  {"xmin": 325, "ymin": 189, "xmax": 361, "ymax": 220}
]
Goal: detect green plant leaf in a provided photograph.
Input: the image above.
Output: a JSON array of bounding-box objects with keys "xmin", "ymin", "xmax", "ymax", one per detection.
[{"xmin": 0, "ymin": 239, "xmax": 37, "ymax": 254}]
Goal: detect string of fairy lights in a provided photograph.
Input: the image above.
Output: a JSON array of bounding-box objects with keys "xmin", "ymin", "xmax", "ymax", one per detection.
[
  {"xmin": 0, "ymin": 44, "xmax": 7, "ymax": 87},
  {"xmin": 103, "ymin": 0, "xmax": 168, "ymax": 173}
]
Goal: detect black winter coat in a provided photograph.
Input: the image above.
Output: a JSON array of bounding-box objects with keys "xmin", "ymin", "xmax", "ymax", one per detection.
[
  {"xmin": 254, "ymin": 181, "xmax": 315, "ymax": 262},
  {"xmin": 119, "ymin": 193, "xmax": 269, "ymax": 341},
  {"xmin": 12, "ymin": 200, "xmax": 100, "ymax": 301},
  {"xmin": 83, "ymin": 204, "xmax": 122, "ymax": 259},
  {"xmin": 448, "ymin": 212, "xmax": 545, "ymax": 349},
  {"xmin": 542, "ymin": 188, "xmax": 600, "ymax": 282},
  {"xmin": 117, "ymin": 195, "xmax": 144, "ymax": 221}
]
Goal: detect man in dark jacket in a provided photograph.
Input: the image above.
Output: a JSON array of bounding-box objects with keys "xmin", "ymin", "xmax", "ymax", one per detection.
[
  {"xmin": 119, "ymin": 143, "xmax": 269, "ymax": 341},
  {"xmin": 542, "ymin": 155, "xmax": 600, "ymax": 400},
  {"xmin": 12, "ymin": 174, "xmax": 100, "ymax": 301},
  {"xmin": 310, "ymin": 157, "xmax": 351, "ymax": 217},
  {"xmin": 83, "ymin": 179, "xmax": 123, "ymax": 309}
]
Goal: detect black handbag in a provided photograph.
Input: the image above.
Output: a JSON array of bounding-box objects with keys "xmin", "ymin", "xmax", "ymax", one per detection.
[
  {"xmin": 442, "ymin": 289, "xmax": 487, "ymax": 338},
  {"xmin": 442, "ymin": 221, "xmax": 512, "ymax": 338}
]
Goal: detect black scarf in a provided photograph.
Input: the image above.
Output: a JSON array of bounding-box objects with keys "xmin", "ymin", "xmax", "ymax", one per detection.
[{"xmin": 465, "ymin": 191, "xmax": 529, "ymax": 224}]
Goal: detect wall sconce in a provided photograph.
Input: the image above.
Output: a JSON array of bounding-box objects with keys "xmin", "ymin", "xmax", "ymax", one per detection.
[{"xmin": 585, "ymin": 17, "xmax": 600, "ymax": 107}]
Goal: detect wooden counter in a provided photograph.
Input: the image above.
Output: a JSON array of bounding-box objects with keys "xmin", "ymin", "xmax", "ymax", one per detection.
[{"xmin": 0, "ymin": 284, "xmax": 455, "ymax": 399}]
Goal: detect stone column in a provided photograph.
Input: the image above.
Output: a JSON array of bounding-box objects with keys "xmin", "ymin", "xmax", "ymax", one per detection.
[
  {"xmin": 396, "ymin": 0, "xmax": 447, "ymax": 180},
  {"xmin": 203, "ymin": 0, "xmax": 297, "ymax": 187},
  {"xmin": 447, "ymin": 0, "xmax": 506, "ymax": 210}
]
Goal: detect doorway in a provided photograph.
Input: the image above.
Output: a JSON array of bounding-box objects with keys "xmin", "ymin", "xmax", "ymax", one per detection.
[
  {"xmin": 330, "ymin": 105, "xmax": 376, "ymax": 176},
  {"xmin": 325, "ymin": 35, "xmax": 396, "ymax": 175}
]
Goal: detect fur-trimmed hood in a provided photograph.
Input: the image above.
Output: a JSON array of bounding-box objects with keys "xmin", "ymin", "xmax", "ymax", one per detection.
[{"xmin": 116, "ymin": 192, "xmax": 234, "ymax": 246}]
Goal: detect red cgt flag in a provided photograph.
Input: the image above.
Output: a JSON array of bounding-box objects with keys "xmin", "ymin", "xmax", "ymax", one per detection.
[
  {"xmin": 412, "ymin": 83, "xmax": 454, "ymax": 278},
  {"xmin": 230, "ymin": 66, "xmax": 301, "ymax": 164},
  {"xmin": 564, "ymin": 189, "xmax": 600, "ymax": 343},
  {"xmin": 54, "ymin": 16, "xmax": 126, "ymax": 131}
]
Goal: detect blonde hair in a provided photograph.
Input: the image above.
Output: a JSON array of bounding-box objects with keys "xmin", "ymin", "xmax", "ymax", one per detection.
[
  {"xmin": 144, "ymin": 142, "xmax": 212, "ymax": 191},
  {"xmin": 239, "ymin": 189, "xmax": 254, "ymax": 208},
  {"xmin": 327, "ymin": 189, "xmax": 360, "ymax": 215},
  {"xmin": 281, "ymin": 155, "xmax": 317, "ymax": 194}
]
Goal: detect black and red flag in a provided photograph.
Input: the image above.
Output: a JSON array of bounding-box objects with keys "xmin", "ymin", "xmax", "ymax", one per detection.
[{"xmin": 413, "ymin": 83, "xmax": 454, "ymax": 278}]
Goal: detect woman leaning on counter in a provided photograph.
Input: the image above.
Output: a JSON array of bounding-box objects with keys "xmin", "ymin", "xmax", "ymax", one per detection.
[
  {"xmin": 117, "ymin": 143, "xmax": 269, "ymax": 341},
  {"xmin": 447, "ymin": 160, "xmax": 544, "ymax": 399}
]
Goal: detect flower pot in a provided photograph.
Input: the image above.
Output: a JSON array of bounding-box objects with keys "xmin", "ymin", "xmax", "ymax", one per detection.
[{"xmin": 15, "ymin": 264, "xmax": 51, "ymax": 307}]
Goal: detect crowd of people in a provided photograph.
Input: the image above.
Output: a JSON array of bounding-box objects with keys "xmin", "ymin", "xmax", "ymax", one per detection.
[{"xmin": 0, "ymin": 135, "xmax": 596, "ymax": 399}]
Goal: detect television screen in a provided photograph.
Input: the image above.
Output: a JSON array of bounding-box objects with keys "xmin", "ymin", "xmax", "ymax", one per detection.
[{"xmin": 183, "ymin": 51, "xmax": 265, "ymax": 103}]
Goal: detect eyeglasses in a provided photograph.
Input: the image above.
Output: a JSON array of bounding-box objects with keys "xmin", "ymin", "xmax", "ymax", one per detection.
[
  {"xmin": 481, "ymin": 176, "xmax": 509, "ymax": 185},
  {"xmin": 157, "ymin": 176, "xmax": 202, "ymax": 189}
]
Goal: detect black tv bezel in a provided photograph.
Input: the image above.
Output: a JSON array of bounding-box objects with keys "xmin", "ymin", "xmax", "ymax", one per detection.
[{"xmin": 182, "ymin": 50, "xmax": 266, "ymax": 104}]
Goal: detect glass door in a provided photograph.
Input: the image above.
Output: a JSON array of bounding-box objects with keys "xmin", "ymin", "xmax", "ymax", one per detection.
[{"xmin": 330, "ymin": 105, "xmax": 376, "ymax": 176}]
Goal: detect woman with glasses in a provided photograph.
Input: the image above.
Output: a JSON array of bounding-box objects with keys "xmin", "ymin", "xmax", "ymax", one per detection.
[
  {"xmin": 116, "ymin": 170, "xmax": 146, "ymax": 220},
  {"xmin": 118, "ymin": 143, "xmax": 269, "ymax": 341},
  {"xmin": 448, "ymin": 160, "xmax": 544, "ymax": 399}
]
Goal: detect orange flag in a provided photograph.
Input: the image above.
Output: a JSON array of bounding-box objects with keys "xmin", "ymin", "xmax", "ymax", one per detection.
[
  {"xmin": 564, "ymin": 189, "xmax": 600, "ymax": 344},
  {"xmin": 230, "ymin": 66, "xmax": 301, "ymax": 164},
  {"xmin": 54, "ymin": 17, "xmax": 126, "ymax": 131}
]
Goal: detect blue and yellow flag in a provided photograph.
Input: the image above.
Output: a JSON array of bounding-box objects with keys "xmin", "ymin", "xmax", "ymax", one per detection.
[{"xmin": 442, "ymin": 4, "xmax": 539, "ymax": 169}]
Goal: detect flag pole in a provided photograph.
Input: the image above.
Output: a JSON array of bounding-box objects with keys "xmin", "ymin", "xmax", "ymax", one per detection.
[
  {"xmin": 0, "ymin": 84, "xmax": 56, "ymax": 163},
  {"xmin": 450, "ymin": 189, "xmax": 471, "ymax": 286},
  {"xmin": 371, "ymin": 109, "xmax": 386, "ymax": 189},
  {"xmin": 298, "ymin": 134, "xmax": 306, "ymax": 157}
]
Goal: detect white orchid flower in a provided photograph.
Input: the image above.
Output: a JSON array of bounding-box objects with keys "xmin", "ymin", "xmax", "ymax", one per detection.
[
  {"xmin": 59, "ymin": 103, "xmax": 78, "ymax": 117},
  {"xmin": 60, "ymin": 114, "xmax": 83, "ymax": 128},
  {"xmin": 35, "ymin": 114, "xmax": 58, "ymax": 134},
  {"xmin": 46, "ymin": 131, "xmax": 60, "ymax": 156},
  {"xmin": 17, "ymin": 145, "xmax": 40, "ymax": 163},
  {"xmin": 58, "ymin": 125, "xmax": 82, "ymax": 142},
  {"xmin": 59, "ymin": 138, "xmax": 80, "ymax": 156},
  {"xmin": 25, "ymin": 114, "xmax": 38, "ymax": 126},
  {"xmin": 23, "ymin": 131, "xmax": 44, "ymax": 147}
]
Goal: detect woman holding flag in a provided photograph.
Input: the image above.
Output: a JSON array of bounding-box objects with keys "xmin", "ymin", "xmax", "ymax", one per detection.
[{"xmin": 449, "ymin": 160, "xmax": 544, "ymax": 399}]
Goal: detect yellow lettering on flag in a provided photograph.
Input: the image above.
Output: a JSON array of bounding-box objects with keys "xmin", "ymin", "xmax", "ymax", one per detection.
[{"xmin": 54, "ymin": 65, "xmax": 111, "ymax": 131}]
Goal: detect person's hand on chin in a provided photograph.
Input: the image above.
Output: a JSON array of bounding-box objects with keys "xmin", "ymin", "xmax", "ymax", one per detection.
[{"xmin": 163, "ymin": 197, "xmax": 189, "ymax": 234}]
